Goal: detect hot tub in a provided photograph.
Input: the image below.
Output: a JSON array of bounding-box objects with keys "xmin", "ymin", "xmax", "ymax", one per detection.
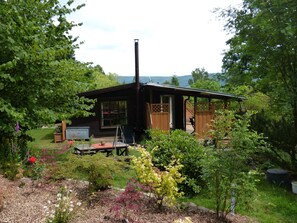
[{"xmin": 66, "ymin": 126, "xmax": 90, "ymax": 140}]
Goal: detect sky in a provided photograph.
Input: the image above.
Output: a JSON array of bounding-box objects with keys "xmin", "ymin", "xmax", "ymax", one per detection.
[{"xmin": 66, "ymin": 0, "xmax": 242, "ymax": 76}]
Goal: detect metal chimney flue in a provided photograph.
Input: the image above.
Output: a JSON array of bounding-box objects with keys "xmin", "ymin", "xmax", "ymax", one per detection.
[{"xmin": 134, "ymin": 39, "xmax": 139, "ymax": 86}]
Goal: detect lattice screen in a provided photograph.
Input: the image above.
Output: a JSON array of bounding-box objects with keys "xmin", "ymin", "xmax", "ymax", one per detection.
[
  {"xmin": 151, "ymin": 103, "xmax": 169, "ymax": 113},
  {"xmin": 195, "ymin": 101, "xmax": 230, "ymax": 112}
]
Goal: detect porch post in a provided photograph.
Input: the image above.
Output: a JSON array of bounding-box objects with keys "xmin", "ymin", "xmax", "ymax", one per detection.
[
  {"xmin": 208, "ymin": 98, "xmax": 212, "ymax": 111},
  {"xmin": 135, "ymin": 39, "xmax": 140, "ymax": 130},
  {"xmin": 194, "ymin": 96, "xmax": 197, "ymax": 133}
]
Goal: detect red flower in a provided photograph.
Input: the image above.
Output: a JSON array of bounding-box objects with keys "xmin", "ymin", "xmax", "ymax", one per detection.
[
  {"xmin": 28, "ymin": 156, "xmax": 37, "ymax": 164},
  {"xmin": 68, "ymin": 140, "xmax": 73, "ymax": 146}
]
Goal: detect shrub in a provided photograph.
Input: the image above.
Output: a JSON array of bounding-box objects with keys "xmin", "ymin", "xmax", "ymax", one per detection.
[
  {"xmin": 131, "ymin": 147, "xmax": 184, "ymax": 210},
  {"xmin": 145, "ymin": 129, "xmax": 204, "ymax": 195},
  {"xmin": 87, "ymin": 164, "xmax": 113, "ymax": 192},
  {"xmin": 50, "ymin": 153, "xmax": 125, "ymax": 191},
  {"xmin": 110, "ymin": 178, "xmax": 148, "ymax": 222},
  {"xmin": 1, "ymin": 162, "xmax": 23, "ymax": 180},
  {"xmin": 201, "ymin": 110, "xmax": 264, "ymax": 220},
  {"xmin": 0, "ymin": 128, "xmax": 30, "ymax": 180}
]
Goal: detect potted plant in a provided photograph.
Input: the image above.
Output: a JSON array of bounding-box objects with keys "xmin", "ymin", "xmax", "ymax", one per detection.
[{"xmin": 54, "ymin": 125, "xmax": 63, "ymax": 143}]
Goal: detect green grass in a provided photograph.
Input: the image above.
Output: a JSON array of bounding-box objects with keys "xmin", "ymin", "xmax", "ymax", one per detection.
[
  {"xmin": 27, "ymin": 128, "xmax": 136, "ymax": 188},
  {"xmin": 180, "ymin": 179, "xmax": 297, "ymax": 223},
  {"xmin": 241, "ymin": 180, "xmax": 297, "ymax": 223},
  {"xmin": 28, "ymin": 128, "xmax": 66, "ymax": 153}
]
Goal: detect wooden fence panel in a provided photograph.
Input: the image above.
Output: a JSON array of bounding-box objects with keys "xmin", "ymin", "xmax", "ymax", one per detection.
[
  {"xmin": 151, "ymin": 113, "xmax": 170, "ymax": 131},
  {"xmin": 146, "ymin": 103, "xmax": 170, "ymax": 131},
  {"xmin": 195, "ymin": 111, "xmax": 214, "ymax": 138}
]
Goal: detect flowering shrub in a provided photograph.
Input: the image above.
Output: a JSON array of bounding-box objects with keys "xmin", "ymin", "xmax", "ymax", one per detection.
[
  {"xmin": 0, "ymin": 122, "xmax": 29, "ymax": 180},
  {"xmin": 131, "ymin": 147, "xmax": 185, "ymax": 210},
  {"xmin": 44, "ymin": 186, "xmax": 82, "ymax": 223},
  {"xmin": 67, "ymin": 140, "xmax": 73, "ymax": 147},
  {"xmin": 28, "ymin": 156, "xmax": 37, "ymax": 164}
]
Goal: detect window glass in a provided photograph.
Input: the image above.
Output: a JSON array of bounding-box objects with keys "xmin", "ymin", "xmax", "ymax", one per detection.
[{"xmin": 101, "ymin": 101, "xmax": 127, "ymax": 128}]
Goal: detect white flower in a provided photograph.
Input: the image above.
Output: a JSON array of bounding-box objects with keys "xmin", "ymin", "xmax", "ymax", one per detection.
[
  {"xmin": 69, "ymin": 208, "xmax": 73, "ymax": 212},
  {"xmin": 55, "ymin": 204, "xmax": 59, "ymax": 208},
  {"xmin": 62, "ymin": 196, "xmax": 67, "ymax": 201},
  {"xmin": 47, "ymin": 200, "xmax": 51, "ymax": 204},
  {"xmin": 76, "ymin": 201, "xmax": 82, "ymax": 206}
]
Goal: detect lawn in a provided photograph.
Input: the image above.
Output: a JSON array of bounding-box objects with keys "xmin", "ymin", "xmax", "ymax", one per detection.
[
  {"xmin": 27, "ymin": 128, "xmax": 136, "ymax": 188},
  {"xmin": 180, "ymin": 178, "xmax": 297, "ymax": 223},
  {"xmin": 27, "ymin": 128, "xmax": 297, "ymax": 223}
]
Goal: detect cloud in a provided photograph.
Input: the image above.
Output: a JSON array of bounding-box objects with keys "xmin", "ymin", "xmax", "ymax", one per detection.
[{"xmin": 66, "ymin": 0, "xmax": 242, "ymax": 76}]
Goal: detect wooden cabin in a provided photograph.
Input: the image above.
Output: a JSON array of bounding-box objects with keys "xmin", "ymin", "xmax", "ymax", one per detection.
[
  {"xmin": 70, "ymin": 82, "xmax": 244, "ymax": 139},
  {"xmin": 68, "ymin": 40, "xmax": 244, "ymax": 140}
]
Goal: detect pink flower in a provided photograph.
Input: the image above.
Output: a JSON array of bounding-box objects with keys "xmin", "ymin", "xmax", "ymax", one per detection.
[
  {"xmin": 15, "ymin": 122, "xmax": 20, "ymax": 132},
  {"xmin": 68, "ymin": 140, "xmax": 73, "ymax": 146},
  {"xmin": 28, "ymin": 156, "xmax": 37, "ymax": 164}
]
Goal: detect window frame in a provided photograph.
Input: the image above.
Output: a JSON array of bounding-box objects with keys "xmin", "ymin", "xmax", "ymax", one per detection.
[{"xmin": 100, "ymin": 100, "xmax": 128, "ymax": 129}]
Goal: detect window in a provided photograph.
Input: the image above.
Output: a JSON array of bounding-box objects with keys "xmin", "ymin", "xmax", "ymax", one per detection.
[{"xmin": 101, "ymin": 101, "xmax": 127, "ymax": 128}]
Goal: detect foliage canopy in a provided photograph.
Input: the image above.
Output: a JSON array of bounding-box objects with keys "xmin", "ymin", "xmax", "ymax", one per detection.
[{"xmin": 220, "ymin": 0, "xmax": 297, "ymax": 170}]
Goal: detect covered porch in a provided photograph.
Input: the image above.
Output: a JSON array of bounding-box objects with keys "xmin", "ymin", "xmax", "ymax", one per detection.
[{"xmin": 143, "ymin": 83, "xmax": 244, "ymax": 139}]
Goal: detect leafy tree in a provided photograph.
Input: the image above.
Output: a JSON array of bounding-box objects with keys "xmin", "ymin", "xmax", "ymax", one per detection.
[
  {"xmin": 87, "ymin": 65, "xmax": 119, "ymax": 90},
  {"xmin": 163, "ymin": 75, "xmax": 180, "ymax": 86},
  {"xmin": 188, "ymin": 68, "xmax": 222, "ymax": 92},
  {"xmin": 188, "ymin": 67, "xmax": 209, "ymax": 86},
  {"xmin": 191, "ymin": 79, "xmax": 222, "ymax": 92},
  {"xmin": 0, "ymin": 0, "xmax": 95, "ymax": 162},
  {"xmin": 220, "ymin": 0, "xmax": 297, "ymax": 170},
  {"xmin": 170, "ymin": 75, "xmax": 180, "ymax": 86}
]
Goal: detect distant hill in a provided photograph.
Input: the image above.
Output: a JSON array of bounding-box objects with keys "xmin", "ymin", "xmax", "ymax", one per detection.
[{"xmin": 117, "ymin": 75, "xmax": 192, "ymax": 87}]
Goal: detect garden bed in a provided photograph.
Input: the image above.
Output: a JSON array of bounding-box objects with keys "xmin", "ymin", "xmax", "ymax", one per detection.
[{"xmin": 0, "ymin": 175, "xmax": 254, "ymax": 223}]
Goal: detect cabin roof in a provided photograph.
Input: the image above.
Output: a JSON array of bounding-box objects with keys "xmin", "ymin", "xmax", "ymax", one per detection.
[
  {"xmin": 79, "ymin": 82, "xmax": 245, "ymax": 101},
  {"xmin": 143, "ymin": 82, "xmax": 245, "ymax": 101}
]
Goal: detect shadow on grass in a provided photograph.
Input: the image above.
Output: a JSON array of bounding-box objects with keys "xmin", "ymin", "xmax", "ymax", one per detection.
[{"xmin": 41, "ymin": 131, "xmax": 55, "ymax": 140}]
